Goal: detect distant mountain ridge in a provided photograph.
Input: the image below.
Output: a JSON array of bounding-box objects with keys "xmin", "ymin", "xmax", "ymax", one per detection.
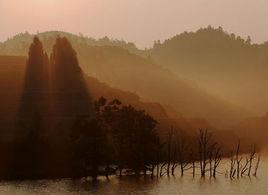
[
  {"xmin": 0, "ymin": 29, "xmax": 253, "ymax": 128},
  {"xmin": 0, "ymin": 31, "xmax": 142, "ymax": 56},
  {"xmin": 147, "ymin": 26, "xmax": 268, "ymax": 114}
]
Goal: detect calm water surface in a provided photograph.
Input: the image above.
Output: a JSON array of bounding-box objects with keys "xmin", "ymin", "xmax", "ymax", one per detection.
[{"xmin": 0, "ymin": 159, "xmax": 267, "ymax": 195}]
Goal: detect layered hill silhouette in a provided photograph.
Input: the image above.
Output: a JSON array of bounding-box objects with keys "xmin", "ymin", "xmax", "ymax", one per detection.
[
  {"xmin": 0, "ymin": 30, "xmax": 251, "ymax": 129},
  {"xmin": 148, "ymin": 26, "xmax": 268, "ymax": 114},
  {"xmin": 3, "ymin": 36, "xmax": 264, "ymax": 151},
  {"xmin": 0, "ymin": 35, "xmax": 263, "ymax": 180}
]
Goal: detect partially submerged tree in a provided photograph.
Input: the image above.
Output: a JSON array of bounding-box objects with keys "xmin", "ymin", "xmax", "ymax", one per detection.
[
  {"xmin": 229, "ymin": 141, "xmax": 260, "ymax": 179},
  {"xmin": 166, "ymin": 127, "xmax": 173, "ymax": 176},
  {"xmin": 197, "ymin": 129, "xmax": 222, "ymax": 178},
  {"xmin": 197, "ymin": 129, "xmax": 211, "ymax": 177},
  {"xmin": 177, "ymin": 132, "xmax": 191, "ymax": 177}
]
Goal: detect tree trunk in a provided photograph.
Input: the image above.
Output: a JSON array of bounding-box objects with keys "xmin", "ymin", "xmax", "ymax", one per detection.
[
  {"xmin": 192, "ymin": 161, "xmax": 195, "ymax": 178},
  {"xmin": 151, "ymin": 165, "xmax": 155, "ymax": 178}
]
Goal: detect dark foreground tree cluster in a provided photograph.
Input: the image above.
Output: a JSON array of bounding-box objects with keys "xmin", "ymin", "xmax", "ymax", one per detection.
[
  {"xmin": 67, "ymin": 98, "xmax": 261, "ymax": 180},
  {"xmin": 70, "ymin": 97, "xmax": 159, "ymax": 179}
]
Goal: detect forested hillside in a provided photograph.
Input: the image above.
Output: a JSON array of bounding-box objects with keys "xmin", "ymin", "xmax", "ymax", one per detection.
[{"xmin": 148, "ymin": 26, "xmax": 268, "ymax": 113}]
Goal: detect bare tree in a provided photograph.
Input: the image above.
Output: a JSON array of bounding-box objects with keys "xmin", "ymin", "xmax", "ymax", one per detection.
[
  {"xmin": 206, "ymin": 142, "xmax": 222, "ymax": 178},
  {"xmin": 197, "ymin": 129, "xmax": 212, "ymax": 177},
  {"xmin": 248, "ymin": 144, "xmax": 256, "ymax": 176},
  {"xmin": 171, "ymin": 132, "xmax": 178, "ymax": 175},
  {"xmin": 150, "ymin": 166, "xmax": 154, "ymax": 178},
  {"xmin": 166, "ymin": 127, "xmax": 173, "ymax": 176},
  {"xmin": 177, "ymin": 135, "xmax": 191, "ymax": 176},
  {"xmin": 235, "ymin": 140, "xmax": 243, "ymax": 178},
  {"xmin": 229, "ymin": 141, "xmax": 260, "ymax": 179},
  {"xmin": 155, "ymin": 142, "xmax": 163, "ymax": 177},
  {"xmin": 213, "ymin": 145, "xmax": 221, "ymax": 178},
  {"xmin": 160, "ymin": 162, "xmax": 167, "ymax": 177},
  {"xmin": 153, "ymin": 136, "xmax": 163, "ymax": 178},
  {"xmin": 253, "ymin": 155, "xmax": 260, "ymax": 177},
  {"xmin": 229, "ymin": 151, "xmax": 236, "ymax": 179},
  {"xmin": 189, "ymin": 149, "xmax": 196, "ymax": 178},
  {"xmin": 241, "ymin": 158, "xmax": 249, "ymax": 177},
  {"xmin": 208, "ymin": 145, "xmax": 214, "ymax": 177},
  {"xmin": 156, "ymin": 162, "xmax": 160, "ymax": 177}
]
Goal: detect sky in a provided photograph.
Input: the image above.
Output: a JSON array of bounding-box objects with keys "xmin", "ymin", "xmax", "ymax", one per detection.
[{"xmin": 0, "ymin": 0, "xmax": 268, "ymax": 48}]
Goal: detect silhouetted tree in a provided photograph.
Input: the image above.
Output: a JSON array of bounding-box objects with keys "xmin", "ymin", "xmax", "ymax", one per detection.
[
  {"xmin": 253, "ymin": 155, "xmax": 260, "ymax": 177},
  {"xmin": 212, "ymin": 145, "xmax": 221, "ymax": 177},
  {"xmin": 197, "ymin": 129, "xmax": 211, "ymax": 177},
  {"xmin": 71, "ymin": 97, "xmax": 159, "ymax": 178},
  {"xmin": 166, "ymin": 127, "xmax": 173, "ymax": 176},
  {"xmin": 248, "ymin": 144, "xmax": 256, "ymax": 176},
  {"xmin": 113, "ymin": 105, "xmax": 158, "ymax": 176},
  {"xmin": 229, "ymin": 141, "xmax": 260, "ymax": 179},
  {"xmin": 17, "ymin": 36, "xmax": 48, "ymax": 136},
  {"xmin": 197, "ymin": 129, "xmax": 221, "ymax": 178},
  {"xmin": 177, "ymin": 133, "xmax": 190, "ymax": 177},
  {"xmin": 235, "ymin": 140, "xmax": 242, "ymax": 178}
]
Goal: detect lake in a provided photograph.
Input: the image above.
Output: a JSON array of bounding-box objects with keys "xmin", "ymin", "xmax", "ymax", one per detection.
[{"xmin": 0, "ymin": 158, "xmax": 267, "ymax": 194}]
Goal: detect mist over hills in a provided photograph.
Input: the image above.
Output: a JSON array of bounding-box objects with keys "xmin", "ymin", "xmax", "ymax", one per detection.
[
  {"xmin": 0, "ymin": 40, "xmax": 244, "ymax": 179},
  {"xmin": 0, "ymin": 53, "xmax": 243, "ymax": 154},
  {"xmin": 148, "ymin": 26, "xmax": 268, "ymax": 114},
  {"xmin": 0, "ymin": 54, "xmax": 199, "ymax": 142},
  {"xmin": 0, "ymin": 29, "xmax": 253, "ymax": 129},
  {"xmin": 2, "ymin": 34, "xmax": 267, "ymax": 149},
  {"xmin": 235, "ymin": 114, "xmax": 268, "ymax": 148}
]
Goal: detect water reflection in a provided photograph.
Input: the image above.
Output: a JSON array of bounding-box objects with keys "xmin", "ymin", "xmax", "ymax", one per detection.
[{"xmin": 0, "ymin": 160, "xmax": 267, "ymax": 194}]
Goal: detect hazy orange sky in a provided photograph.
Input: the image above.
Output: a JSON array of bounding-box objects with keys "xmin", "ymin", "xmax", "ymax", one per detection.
[{"xmin": 0, "ymin": 0, "xmax": 267, "ymax": 48}]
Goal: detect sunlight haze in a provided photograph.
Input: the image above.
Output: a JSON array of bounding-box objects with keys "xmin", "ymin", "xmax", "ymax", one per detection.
[
  {"xmin": 0, "ymin": 0, "xmax": 268, "ymax": 48},
  {"xmin": 0, "ymin": 0, "xmax": 268, "ymax": 193}
]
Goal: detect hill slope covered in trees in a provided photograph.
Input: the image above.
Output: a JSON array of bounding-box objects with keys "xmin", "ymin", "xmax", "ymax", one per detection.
[{"xmin": 148, "ymin": 26, "xmax": 268, "ymax": 114}]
